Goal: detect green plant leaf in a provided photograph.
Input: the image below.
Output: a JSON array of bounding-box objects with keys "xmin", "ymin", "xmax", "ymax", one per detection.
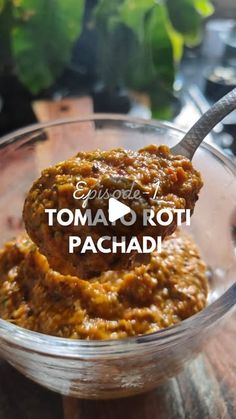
[
  {"xmin": 94, "ymin": 0, "xmax": 175, "ymax": 114},
  {"xmin": 166, "ymin": 0, "xmax": 201, "ymax": 35},
  {"xmin": 193, "ymin": 0, "xmax": 214, "ymax": 16},
  {"xmin": 93, "ymin": 0, "xmax": 125, "ymax": 88},
  {"xmin": 119, "ymin": 2, "xmax": 175, "ymax": 92},
  {"xmin": 166, "ymin": 0, "xmax": 202, "ymax": 44},
  {"xmin": 117, "ymin": 0, "xmax": 155, "ymax": 41},
  {"xmin": 166, "ymin": 20, "xmax": 184, "ymax": 63},
  {"xmin": 11, "ymin": 0, "xmax": 85, "ymax": 93},
  {"xmin": 166, "ymin": 0, "xmax": 213, "ymax": 46},
  {"xmin": 0, "ymin": 0, "xmax": 5, "ymax": 13},
  {"xmin": 151, "ymin": 103, "xmax": 173, "ymax": 120},
  {"xmin": 94, "ymin": 0, "xmax": 211, "ymax": 117},
  {"xmin": 146, "ymin": 3, "xmax": 174, "ymax": 87}
]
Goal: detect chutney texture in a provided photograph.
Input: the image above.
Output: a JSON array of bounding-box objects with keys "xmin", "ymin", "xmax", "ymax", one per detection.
[
  {"xmin": 23, "ymin": 145, "xmax": 203, "ymax": 278},
  {"xmin": 0, "ymin": 230, "xmax": 208, "ymax": 339}
]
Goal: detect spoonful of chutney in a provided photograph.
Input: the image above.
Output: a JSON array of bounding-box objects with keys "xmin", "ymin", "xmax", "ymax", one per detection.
[{"xmin": 23, "ymin": 88, "xmax": 236, "ymax": 279}]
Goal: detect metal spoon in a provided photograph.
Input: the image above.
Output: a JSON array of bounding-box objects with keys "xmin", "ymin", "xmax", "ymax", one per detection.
[{"xmin": 171, "ymin": 87, "xmax": 236, "ymax": 159}]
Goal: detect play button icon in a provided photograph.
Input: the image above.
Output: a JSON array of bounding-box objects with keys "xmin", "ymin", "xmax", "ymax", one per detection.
[{"xmin": 108, "ymin": 198, "xmax": 131, "ymax": 223}]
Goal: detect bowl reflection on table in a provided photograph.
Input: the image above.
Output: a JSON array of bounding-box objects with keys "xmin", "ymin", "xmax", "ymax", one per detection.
[{"xmin": 0, "ymin": 115, "xmax": 235, "ymax": 399}]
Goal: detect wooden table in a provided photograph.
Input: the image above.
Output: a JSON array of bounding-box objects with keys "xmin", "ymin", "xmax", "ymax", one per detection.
[
  {"xmin": 0, "ymin": 97, "xmax": 235, "ymax": 419},
  {"xmin": 0, "ymin": 311, "xmax": 235, "ymax": 419},
  {"xmin": 63, "ymin": 311, "xmax": 236, "ymax": 418}
]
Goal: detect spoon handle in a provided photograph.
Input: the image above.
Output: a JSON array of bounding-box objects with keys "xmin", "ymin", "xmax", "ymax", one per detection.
[{"xmin": 172, "ymin": 88, "xmax": 236, "ymax": 159}]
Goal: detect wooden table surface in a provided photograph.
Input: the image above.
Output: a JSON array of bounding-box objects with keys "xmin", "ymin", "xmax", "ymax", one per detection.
[
  {"xmin": 0, "ymin": 97, "xmax": 235, "ymax": 419},
  {"xmin": 0, "ymin": 311, "xmax": 235, "ymax": 419}
]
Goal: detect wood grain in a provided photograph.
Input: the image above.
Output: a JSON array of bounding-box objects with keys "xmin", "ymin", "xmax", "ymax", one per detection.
[
  {"xmin": 0, "ymin": 360, "xmax": 63, "ymax": 419},
  {"xmin": 63, "ymin": 311, "xmax": 236, "ymax": 419},
  {"xmin": 32, "ymin": 97, "xmax": 93, "ymax": 122},
  {"xmin": 1, "ymin": 315, "xmax": 235, "ymax": 419},
  {"xmin": 32, "ymin": 96, "xmax": 94, "ymax": 171}
]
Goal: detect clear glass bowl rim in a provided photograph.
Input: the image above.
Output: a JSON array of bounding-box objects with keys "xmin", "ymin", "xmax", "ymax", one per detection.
[{"xmin": 0, "ymin": 114, "xmax": 235, "ymax": 357}]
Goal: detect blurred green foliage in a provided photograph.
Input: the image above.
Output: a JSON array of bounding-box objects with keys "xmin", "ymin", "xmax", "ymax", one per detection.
[
  {"xmin": 0, "ymin": 0, "xmax": 85, "ymax": 93},
  {"xmin": 94, "ymin": 0, "xmax": 214, "ymax": 116},
  {"xmin": 0, "ymin": 0, "xmax": 213, "ymax": 109}
]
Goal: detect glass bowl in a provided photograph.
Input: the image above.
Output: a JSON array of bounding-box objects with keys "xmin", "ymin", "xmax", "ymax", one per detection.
[{"xmin": 0, "ymin": 115, "xmax": 235, "ymax": 399}]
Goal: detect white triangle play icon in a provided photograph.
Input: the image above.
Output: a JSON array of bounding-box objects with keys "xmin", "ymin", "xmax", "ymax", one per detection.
[{"xmin": 108, "ymin": 198, "xmax": 131, "ymax": 223}]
